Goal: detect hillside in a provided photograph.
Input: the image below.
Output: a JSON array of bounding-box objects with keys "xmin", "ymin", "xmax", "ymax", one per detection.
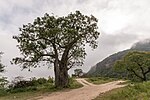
[{"xmin": 87, "ymin": 39, "xmax": 150, "ymax": 77}]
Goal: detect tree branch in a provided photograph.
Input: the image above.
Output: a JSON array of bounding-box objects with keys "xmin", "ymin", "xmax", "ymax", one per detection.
[
  {"xmin": 140, "ymin": 67, "xmax": 145, "ymax": 76},
  {"xmin": 144, "ymin": 67, "xmax": 150, "ymax": 75},
  {"xmin": 128, "ymin": 68, "xmax": 144, "ymax": 80}
]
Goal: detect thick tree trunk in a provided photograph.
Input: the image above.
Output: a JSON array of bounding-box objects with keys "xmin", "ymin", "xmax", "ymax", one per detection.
[
  {"xmin": 53, "ymin": 43, "xmax": 71, "ymax": 88},
  {"xmin": 54, "ymin": 60, "xmax": 69, "ymax": 88}
]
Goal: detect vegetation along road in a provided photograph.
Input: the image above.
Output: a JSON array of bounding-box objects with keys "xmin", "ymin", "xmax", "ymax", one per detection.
[{"xmin": 34, "ymin": 78, "xmax": 126, "ymax": 100}]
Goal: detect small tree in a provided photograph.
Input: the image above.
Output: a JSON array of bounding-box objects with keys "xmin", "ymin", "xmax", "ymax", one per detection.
[
  {"xmin": 0, "ymin": 52, "xmax": 7, "ymax": 88},
  {"xmin": 74, "ymin": 69, "xmax": 83, "ymax": 77},
  {"xmin": 0, "ymin": 52, "xmax": 5, "ymax": 72},
  {"xmin": 114, "ymin": 51, "xmax": 150, "ymax": 81},
  {"xmin": 12, "ymin": 11, "xmax": 100, "ymax": 88}
]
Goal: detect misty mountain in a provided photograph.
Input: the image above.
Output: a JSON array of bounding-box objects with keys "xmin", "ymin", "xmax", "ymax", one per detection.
[
  {"xmin": 131, "ymin": 39, "xmax": 150, "ymax": 51},
  {"xmin": 87, "ymin": 39, "xmax": 150, "ymax": 77}
]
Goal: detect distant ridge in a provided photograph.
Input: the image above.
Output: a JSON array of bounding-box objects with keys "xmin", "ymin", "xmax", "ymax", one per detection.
[{"xmin": 87, "ymin": 39, "xmax": 150, "ymax": 77}]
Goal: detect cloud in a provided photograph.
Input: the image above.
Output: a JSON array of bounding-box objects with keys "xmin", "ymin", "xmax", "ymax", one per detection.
[
  {"xmin": 84, "ymin": 33, "xmax": 139, "ymax": 72},
  {"xmin": 100, "ymin": 0, "xmax": 150, "ymax": 36},
  {"xmin": 0, "ymin": 0, "xmax": 150, "ymax": 79}
]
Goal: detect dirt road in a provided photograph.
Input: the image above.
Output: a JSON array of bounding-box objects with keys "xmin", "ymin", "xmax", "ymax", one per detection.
[{"xmin": 36, "ymin": 78, "xmax": 126, "ymax": 100}]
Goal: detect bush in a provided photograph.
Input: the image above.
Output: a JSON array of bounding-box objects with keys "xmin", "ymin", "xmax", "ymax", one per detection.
[
  {"xmin": 36, "ymin": 78, "xmax": 47, "ymax": 84},
  {"xmin": 47, "ymin": 77, "xmax": 54, "ymax": 83},
  {"xmin": 0, "ymin": 77, "xmax": 8, "ymax": 89},
  {"xmin": 0, "ymin": 77, "xmax": 9, "ymax": 96},
  {"xmin": 8, "ymin": 86, "xmax": 37, "ymax": 93},
  {"xmin": 8, "ymin": 77, "xmax": 54, "ymax": 93}
]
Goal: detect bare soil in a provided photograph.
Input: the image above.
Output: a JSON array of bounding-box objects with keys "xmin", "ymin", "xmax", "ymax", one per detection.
[{"xmin": 33, "ymin": 78, "xmax": 126, "ymax": 100}]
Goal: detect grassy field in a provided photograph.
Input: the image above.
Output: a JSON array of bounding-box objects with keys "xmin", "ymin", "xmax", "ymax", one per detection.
[
  {"xmin": 94, "ymin": 81, "xmax": 150, "ymax": 100},
  {"xmin": 68, "ymin": 78, "xmax": 83, "ymax": 89},
  {"xmin": 0, "ymin": 78, "xmax": 83, "ymax": 100},
  {"xmin": 0, "ymin": 91, "xmax": 49, "ymax": 100},
  {"xmin": 86, "ymin": 77, "xmax": 117, "ymax": 84}
]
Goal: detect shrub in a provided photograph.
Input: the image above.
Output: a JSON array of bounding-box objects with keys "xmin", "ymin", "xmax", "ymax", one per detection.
[
  {"xmin": 36, "ymin": 78, "xmax": 47, "ymax": 84},
  {"xmin": 8, "ymin": 77, "xmax": 54, "ymax": 93},
  {"xmin": 0, "ymin": 77, "xmax": 8, "ymax": 89},
  {"xmin": 47, "ymin": 77, "xmax": 54, "ymax": 83}
]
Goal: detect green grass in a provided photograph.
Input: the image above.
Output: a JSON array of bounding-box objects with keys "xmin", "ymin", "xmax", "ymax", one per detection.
[
  {"xmin": 0, "ymin": 91, "xmax": 48, "ymax": 100},
  {"xmin": 93, "ymin": 87, "xmax": 125, "ymax": 100},
  {"xmin": 0, "ymin": 78, "xmax": 83, "ymax": 100},
  {"xmin": 86, "ymin": 77, "xmax": 117, "ymax": 85},
  {"xmin": 0, "ymin": 84, "xmax": 56, "ymax": 100},
  {"xmin": 68, "ymin": 78, "xmax": 83, "ymax": 89},
  {"xmin": 94, "ymin": 81, "xmax": 150, "ymax": 100}
]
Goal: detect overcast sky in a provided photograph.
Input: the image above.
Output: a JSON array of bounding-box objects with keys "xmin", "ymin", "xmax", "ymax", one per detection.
[{"xmin": 0, "ymin": 0, "xmax": 150, "ymax": 80}]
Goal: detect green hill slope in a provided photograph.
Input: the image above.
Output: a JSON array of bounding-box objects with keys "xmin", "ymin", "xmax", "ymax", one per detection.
[{"xmin": 87, "ymin": 39, "xmax": 150, "ymax": 77}]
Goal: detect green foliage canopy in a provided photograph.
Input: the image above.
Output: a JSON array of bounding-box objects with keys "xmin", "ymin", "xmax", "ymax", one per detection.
[
  {"xmin": 114, "ymin": 51, "xmax": 150, "ymax": 81},
  {"xmin": 12, "ymin": 11, "xmax": 100, "ymax": 70},
  {"xmin": 74, "ymin": 69, "xmax": 83, "ymax": 76}
]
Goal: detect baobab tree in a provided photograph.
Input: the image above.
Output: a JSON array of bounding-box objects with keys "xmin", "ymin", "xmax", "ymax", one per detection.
[{"xmin": 13, "ymin": 11, "xmax": 100, "ymax": 88}]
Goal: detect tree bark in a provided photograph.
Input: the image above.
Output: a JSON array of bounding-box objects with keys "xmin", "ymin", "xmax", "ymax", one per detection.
[
  {"xmin": 54, "ymin": 59, "xmax": 69, "ymax": 88},
  {"xmin": 53, "ymin": 41, "xmax": 72, "ymax": 88}
]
